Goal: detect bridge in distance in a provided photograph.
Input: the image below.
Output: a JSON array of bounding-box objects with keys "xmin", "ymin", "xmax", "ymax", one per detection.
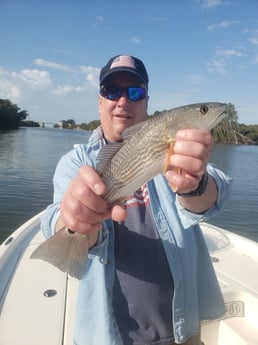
[{"xmin": 38, "ymin": 121, "xmax": 64, "ymax": 128}]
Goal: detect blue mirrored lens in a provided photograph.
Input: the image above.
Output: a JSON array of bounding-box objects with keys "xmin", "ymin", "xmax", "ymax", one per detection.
[
  {"xmin": 105, "ymin": 87, "xmax": 122, "ymax": 100},
  {"xmin": 100, "ymin": 86, "xmax": 146, "ymax": 101},
  {"xmin": 127, "ymin": 87, "xmax": 146, "ymax": 101}
]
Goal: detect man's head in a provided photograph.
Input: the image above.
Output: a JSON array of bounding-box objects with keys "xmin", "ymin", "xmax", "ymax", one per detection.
[
  {"xmin": 99, "ymin": 55, "xmax": 149, "ymax": 87},
  {"xmin": 99, "ymin": 55, "xmax": 149, "ymax": 142}
]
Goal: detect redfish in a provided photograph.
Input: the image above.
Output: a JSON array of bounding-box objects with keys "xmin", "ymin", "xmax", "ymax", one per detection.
[{"xmin": 31, "ymin": 102, "xmax": 226, "ymax": 279}]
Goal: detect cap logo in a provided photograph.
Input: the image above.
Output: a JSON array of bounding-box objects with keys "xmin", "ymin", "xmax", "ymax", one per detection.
[{"xmin": 110, "ymin": 55, "xmax": 135, "ymax": 69}]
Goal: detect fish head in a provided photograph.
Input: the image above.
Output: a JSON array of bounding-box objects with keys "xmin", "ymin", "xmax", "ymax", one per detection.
[{"xmin": 166, "ymin": 102, "xmax": 227, "ymax": 137}]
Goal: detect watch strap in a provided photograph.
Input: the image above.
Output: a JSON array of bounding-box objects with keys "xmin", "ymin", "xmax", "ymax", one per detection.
[{"xmin": 176, "ymin": 171, "xmax": 209, "ymax": 197}]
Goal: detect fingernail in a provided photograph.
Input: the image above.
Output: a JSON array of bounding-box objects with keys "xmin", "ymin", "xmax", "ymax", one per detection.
[
  {"xmin": 166, "ymin": 171, "xmax": 176, "ymax": 182},
  {"xmin": 94, "ymin": 183, "xmax": 104, "ymax": 195}
]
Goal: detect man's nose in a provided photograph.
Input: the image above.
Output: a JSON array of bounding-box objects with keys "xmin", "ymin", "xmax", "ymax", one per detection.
[{"xmin": 117, "ymin": 90, "xmax": 129, "ymax": 104}]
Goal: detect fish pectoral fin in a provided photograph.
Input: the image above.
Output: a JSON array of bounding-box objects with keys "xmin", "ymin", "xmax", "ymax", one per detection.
[
  {"xmin": 162, "ymin": 139, "xmax": 182, "ymax": 192},
  {"xmin": 96, "ymin": 142, "xmax": 123, "ymax": 174},
  {"xmin": 31, "ymin": 227, "xmax": 89, "ymax": 280}
]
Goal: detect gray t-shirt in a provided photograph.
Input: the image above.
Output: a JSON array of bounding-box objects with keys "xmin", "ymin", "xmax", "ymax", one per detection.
[{"xmin": 113, "ymin": 185, "xmax": 174, "ymax": 345}]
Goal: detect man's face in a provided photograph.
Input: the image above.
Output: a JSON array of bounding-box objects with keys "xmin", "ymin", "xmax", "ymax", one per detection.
[{"xmin": 99, "ymin": 72, "xmax": 149, "ymax": 142}]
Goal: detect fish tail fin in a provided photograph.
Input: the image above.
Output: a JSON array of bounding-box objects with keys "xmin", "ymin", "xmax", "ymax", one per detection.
[{"xmin": 31, "ymin": 227, "xmax": 89, "ymax": 280}]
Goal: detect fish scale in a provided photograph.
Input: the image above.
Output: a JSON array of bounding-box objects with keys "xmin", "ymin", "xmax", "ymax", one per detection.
[{"xmin": 101, "ymin": 139, "xmax": 166, "ymax": 203}]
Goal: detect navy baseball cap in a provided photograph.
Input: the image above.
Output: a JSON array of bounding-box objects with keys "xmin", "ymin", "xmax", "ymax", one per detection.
[{"xmin": 99, "ymin": 55, "xmax": 149, "ymax": 87}]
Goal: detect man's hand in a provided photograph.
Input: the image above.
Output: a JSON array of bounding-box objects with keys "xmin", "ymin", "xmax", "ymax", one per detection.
[
  {"xmin": 57, "ymin": 166, "xmax": 127, "ymax": 236},
  {"xmin": 165, "ymin": 129, "xmax": 213, "ymax": 194}
]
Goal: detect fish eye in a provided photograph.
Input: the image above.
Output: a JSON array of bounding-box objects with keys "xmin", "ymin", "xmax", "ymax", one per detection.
[
  {"xmin": 199, "ymin": 104, "xmax": 209, "ymax": 115},
  {"xmin": 67, "ymin": 228, "xmax": 75, "ymax": 234}
]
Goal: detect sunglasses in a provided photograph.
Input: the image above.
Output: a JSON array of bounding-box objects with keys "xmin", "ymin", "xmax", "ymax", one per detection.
[{"xmin": 100, "ymin": 85, "xmax": 147, "ymax": 101}]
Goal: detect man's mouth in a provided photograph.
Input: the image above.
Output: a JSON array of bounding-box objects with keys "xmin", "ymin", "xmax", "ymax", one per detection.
[{"xmin": 114, "ymin": 114, "xmax": 131, "ymax": 119}]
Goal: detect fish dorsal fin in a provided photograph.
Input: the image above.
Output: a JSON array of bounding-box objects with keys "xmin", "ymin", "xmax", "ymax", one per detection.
[
  {"xmin": 122, "ymin": 120, "xmax": 146, "ymax": 140},
  {"xmin": 96, "ymin": 121, "xmax": 146, "ymax": 174},
  {"xmin": 96, "ymin": 142, "xmax": 123, "ymax": 174}
]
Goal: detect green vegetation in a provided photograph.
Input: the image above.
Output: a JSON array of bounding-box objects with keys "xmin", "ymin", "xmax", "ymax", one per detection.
[
  {"xmin": 80, "ymin": 120, "xmax": 101, "ymax": 131},
  {"xmin": 212, "ymin": 103, "xmax": 258, "ymax": 145},
  {"xmin": 0, "ymin": 99, "xmax": 28, "ymax": 129},
  {"xmin": 57, "ymin": 119, "xmax": 101, "ymax": 130},
  {"xmin": 211, "ymin": 103, "xmax": 255, "ymax": 145},
  {"xmin": 238, "ymin": 124, "xmax": 258, "ymax": 144},
  {"xmin": 57, "ymin": 119, "xmax": 77, "ymax": 129},
  {"xmin": 1, "ymin": 99, "xmax": 257, "ymax": 144},
  {"xmin": 53, "ymin": 119, "xmax": 101, "ymax": 130},
  {"xmin": 21, "ymin": 120, "xmax": 40, "ymax": 127}
]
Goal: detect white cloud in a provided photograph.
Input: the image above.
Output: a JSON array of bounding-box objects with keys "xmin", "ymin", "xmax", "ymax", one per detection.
[
  {"xmin": 131, "ymin": 37, "xmax": 142, "ymax": 44},
  {"xmin": 92, "ymin": 15, "xmax": 104, "ymax": 28},
  {"xmin": 52, "ymin": 84, "xmax": 84, "ymax": 95},
  {"xmin": 0, "ymin": 69, "xmax": 21, "ymax": 100},
  {"xmin": 198, "ymin": 0, "xmax": 222, "ymax": 9},
  {"xmin": 205, "ymin": 58, "xmax": 226, "ymax": 73},
  {"xmin": 151, "ymin": 16, "xmax": 168, "ymax": 23},
  {"xmin": 0, "ymin": 67, "xmax": 52, "ymax": 102},
  {"xmin": 249, "ymin": 37, "xmax": 258, "ymax": 45},
  {"xmin": 207, "ymin": 20, "xmax": 241, "ymax": 32},
  {"xmin": 79, "ymin": 66, "xmax": 100, "ymax": 88},
  {"xmin": 242, "ymin": 28, "xmax": 249, "ymax": 35},
  {"xmin": 0, "ymin": 64, "xmax": 99, "ymax": 123},
  {"xmin": 204, "ymin": 44, "xmax": 247, "ymax": 74},
  {"xmin": 34, "ymin": 58, "xmax": 71, "ymax": 71},
  {"xmin": 187, "ymin": 74, "xmax": 206, "ymax": 85},
  {"xmin": 253, "ymin": 54, "xmax": 258, "ymax": 64},
  {"xmin": 15, "ymin": 69, "xmax": 52, "ymax": 87},
  {"xmin": 0, "ymin": 63, "xmax": 99, "ymax": 103},
  {"xmin": 96, "ymin": 16, "xmax": 103, "ymax": 23},
  {"xmin": 216, "ymin": 48, "xmax": 245, "ymax": 58},
  {"xmin": 35, "ymin": 59, "xmax": 100, "ymax": 88}
]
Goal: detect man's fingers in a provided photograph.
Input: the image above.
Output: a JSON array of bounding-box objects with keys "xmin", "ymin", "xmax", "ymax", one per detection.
[
  {"xmin": 176, "ymin": 129, "xmax": 213, "ymax": 145},
  {"xmin": 78, "ymin": 166, "xmax": 106, "ymax": 195}
]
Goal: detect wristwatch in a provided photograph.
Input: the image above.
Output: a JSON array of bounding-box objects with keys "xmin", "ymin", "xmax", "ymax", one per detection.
[{"xmin": 176, "ymin": 171, "xmax": 209, "ymax": 197}]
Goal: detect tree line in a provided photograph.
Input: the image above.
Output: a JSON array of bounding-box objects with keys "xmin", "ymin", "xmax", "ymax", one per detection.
[
  {"xmin": 0, "ymin": 99, "xmax": 29, "ymax": 129},
  {"xmin": 1, "ymin": 99, "xmax": 257, "ymax": 144}
]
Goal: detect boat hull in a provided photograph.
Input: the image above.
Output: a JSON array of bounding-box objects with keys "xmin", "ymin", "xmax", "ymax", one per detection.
[{"xmin": 0, "ymin": 213, "xmax": 258, "ymax": 345}]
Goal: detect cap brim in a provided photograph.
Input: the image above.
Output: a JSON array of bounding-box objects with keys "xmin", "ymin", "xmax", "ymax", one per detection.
[{"xmin": 100, "ymin": 67, "xmax": 146, "ymax": 85}]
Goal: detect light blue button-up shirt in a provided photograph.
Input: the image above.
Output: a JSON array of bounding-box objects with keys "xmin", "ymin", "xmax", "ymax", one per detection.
[{"xmin": 41, "ymin": 126, "xmax": 232, "ymax": 345}]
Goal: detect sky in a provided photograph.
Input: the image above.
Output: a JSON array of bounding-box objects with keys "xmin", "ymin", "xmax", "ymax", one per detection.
[{"xmin": 1, "ymin": 0, "xmax": 258, "ymax": 125}]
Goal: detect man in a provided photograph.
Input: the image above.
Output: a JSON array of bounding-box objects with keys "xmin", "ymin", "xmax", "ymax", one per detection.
[{"xmin": 42, "ymin": 55, "xmax": 232, "ymax": 345}]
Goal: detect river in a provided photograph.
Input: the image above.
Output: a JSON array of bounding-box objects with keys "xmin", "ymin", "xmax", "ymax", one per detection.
[{"xmin": 0, "ymin": 127, "xmax": 257, "ymax": 243}]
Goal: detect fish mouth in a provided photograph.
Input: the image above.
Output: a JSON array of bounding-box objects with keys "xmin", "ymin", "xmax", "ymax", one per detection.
[{"xmin": 213, "ymin": 106, "xmax": 227, "ymax": 127}]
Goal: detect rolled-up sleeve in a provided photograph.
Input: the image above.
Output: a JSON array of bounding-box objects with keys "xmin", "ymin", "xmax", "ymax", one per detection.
[
  {"xmin": 41, "ymin": 202, "xmax": 61, "ymax": 238},
  {"xmin": 40, "ymin": 145, "xmax": 94, "ymax": 238},
  {"xmin": 175, "ymin": 163, "xmax": 233, "ymax": 228}
]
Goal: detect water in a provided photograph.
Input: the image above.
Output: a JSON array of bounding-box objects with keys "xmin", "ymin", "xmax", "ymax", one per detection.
[
  {"xmin": 0, "ymin": 128, "xmax": 257, "ymax": 243},
  {"xmin": 0, "ymin": 127, "xmax": 91, "ymax": 242},
  {"xmin": 210, "ymin": 143, "xmax": 258, "ymax": 241}
]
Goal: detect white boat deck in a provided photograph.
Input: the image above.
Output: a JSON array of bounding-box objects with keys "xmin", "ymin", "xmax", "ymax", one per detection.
[
  {"xmin": 0, "ymin": 213, "xmax": 78, "ymax": 345},
  {"xmin": 0, "ymin": 213, "xmax": 258, "ymax": 345},
  {"xmin": 200, "ymin": 223, "xmax": 258, "ymax": 345}
]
